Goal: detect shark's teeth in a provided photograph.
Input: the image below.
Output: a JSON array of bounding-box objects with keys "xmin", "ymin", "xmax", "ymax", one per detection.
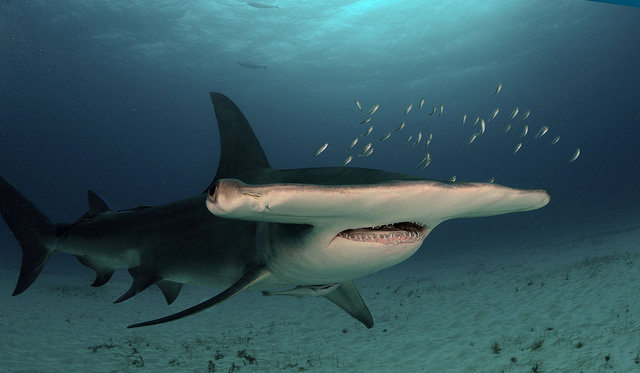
[{"xmin": 338, "ymin": 222, "xmax": 426, "ymax": 245}]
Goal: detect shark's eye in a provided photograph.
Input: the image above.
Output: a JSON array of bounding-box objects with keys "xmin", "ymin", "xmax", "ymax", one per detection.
[{"xmin": 208, "ymin": 182, "xmax": 218, "ymax": 198}]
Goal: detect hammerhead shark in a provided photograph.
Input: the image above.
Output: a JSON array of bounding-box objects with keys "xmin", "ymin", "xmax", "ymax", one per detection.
[{"xmin": 0, "ymin": 92, "xmax": 550, "ymax": 329}]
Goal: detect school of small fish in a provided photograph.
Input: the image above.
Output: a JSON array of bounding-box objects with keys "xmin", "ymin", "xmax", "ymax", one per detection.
[{"xmin": 312, "ymin": 84, "xmax": 580, "ymax": 173}]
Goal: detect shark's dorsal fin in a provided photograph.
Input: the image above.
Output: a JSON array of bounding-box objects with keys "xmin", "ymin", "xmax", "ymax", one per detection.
[
  {"xmin": 127, "ymin": 265, "xmax": 271, "ymax": 328},
  {"xmin": 324, "ymin": 281, "xmax": 374, "ymax": 329},
  {"xmin": 208, "ymin": 92, "xmax": 271, "ymax": 188},
  {"xmin": 69, "ymin": 191, "xmax": 112, "ymax": 227},
  {"xmin": 87, "ymin": 190, "xmax": 111, "ymax": 214}
]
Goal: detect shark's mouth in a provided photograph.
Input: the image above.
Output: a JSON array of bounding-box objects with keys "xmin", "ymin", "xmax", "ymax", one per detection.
[{"xmin": 338, "ymin": 222, "xmax": 427, "ymax": 245}]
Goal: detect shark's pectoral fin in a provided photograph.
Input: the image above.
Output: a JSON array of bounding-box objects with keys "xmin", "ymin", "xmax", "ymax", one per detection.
[
  {"xmin": 127, "ymin": 265, "xmax": 271, "ymax": 328},
  {"xmin": 156, "ymin": 280, "xmax": 183, "ymax": 305},
  {"xmin": 324, "ymin": 281, "xmax": 374, "ymax": 329}
]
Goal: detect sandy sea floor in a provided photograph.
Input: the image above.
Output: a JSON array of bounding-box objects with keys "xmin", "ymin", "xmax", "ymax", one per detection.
[{"xmin": 1, "ymin": 225, "xmax": 640, "ymax": 372}]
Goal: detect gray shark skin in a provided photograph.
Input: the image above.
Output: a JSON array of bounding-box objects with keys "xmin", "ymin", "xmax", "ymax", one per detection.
[{"xmin": 0, "ymin": 92, "xmax": 550, "ymax": 329}]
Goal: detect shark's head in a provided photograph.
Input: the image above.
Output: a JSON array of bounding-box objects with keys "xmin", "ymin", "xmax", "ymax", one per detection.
[
  {"xmin": 205, "ymin": 92, "xmax": 549, "ymax": 286},
  {"xmin": 208, "ymin": 178, "xmax": 550, "ymax": 285}
]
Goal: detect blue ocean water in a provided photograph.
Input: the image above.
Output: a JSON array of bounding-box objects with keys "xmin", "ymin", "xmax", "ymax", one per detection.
[{"xmin": 0, "ymin": 0, "xmax": 638, "ymax": 302}]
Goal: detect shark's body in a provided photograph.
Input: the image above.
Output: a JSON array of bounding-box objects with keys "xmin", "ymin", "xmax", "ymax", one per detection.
[{"xmin": 0, "ymin": 93, "xmax": 550, "ymax": 328}]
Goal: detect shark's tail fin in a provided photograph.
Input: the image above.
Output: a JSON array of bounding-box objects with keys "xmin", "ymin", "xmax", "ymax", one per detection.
[{"xmin": 0, "ymin": 176, "xmax": 56, "ymax": 295}]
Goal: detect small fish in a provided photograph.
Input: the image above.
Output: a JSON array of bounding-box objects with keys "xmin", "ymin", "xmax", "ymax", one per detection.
[
  {"xmin": 534, "ymin": 125, "xmax": 549, "ymax": 139},
  {"xmin": 247, "ymin": 2, "xmax": 280, "ymax": 9},
  {"xmin": 379, "ymin": 132, "xmax": 391, "ymax": 141},
  {"xmin": 513, "ymin": 142, "xmax": 522, "ymax": 154},
  {"xmin": 424, "ymin": 133, "xmax": 433, "ymax": 147},
  {"xmin": 394, "ymin": 121, "xmax": 405, "ymax": 132},
  {"xmin": 404, "ymin": 104, "xmax": 413, "ymax": 116},
  {"xmin": 520, "ymin": 110, "xmax": 531, "ymax": 121},
  {"xmin": 349, "ymin": 137, "xmax": 358, "ymax": 149},
  {"xmin": 502, "ymin": 123, "xmax": 512, "ymax": 134},
  {"xmin": 314, "ymin": 143, "xmax": 328, "ymax": 157},
  {"xmin": 438, "ymin": 104, "xmax": 444, "ymax": 116},
  {"xmin": 362, "ymin": 147, "xmax": 374, "ymax": 157},
  {"xmin": 355, "ymin": 99, "xmax": 362, "ymax": 112},
  {"xmin": 358, "ymin": 142, "xmax": 372, "ymax": 156},
  {"xmin": 419, "ymin": 98, "xmax": 425, "ymax": 109},
  {"xmin": 360, "ymin": 117, "xmax": 372, "ymax": 125},
  {"xmin": 550, "ymin": 136, "xmax": 560, "ymax": 145},
  {"xmin": 341, "ymin": 156, "xmax": 353, "ymax": 166},
  {"xmin": 429, "ymin": 106, "xmax": 437, "ymax": 116},
  {"xmin": 363, "ymin": 125, "xmax": 373, "ymax": 136},
  {"xmin": 520, "ymin": 125, "xmax": 528, "ymax": 138},
  {"xmin": 365, "ymin": 104, "xmax": 380, "ymax": 116},
  {"xmin": 414, "ymin": 131, "xmax": 422, "ymax": 146},
  {"xmin": 487, "ymin": 177, "xmax": 495, "ymax": 183},
  {"xmin": 237, "ymin": 61, "xmax": 267, "ymax": 70},
  {"xmin": 473, "ymin": 116, "xmax": 480, "ymax": 126},
  {"xmin": 468, "ymin": 133, "xmax": 477, "ymax": 144},
  {"xmin": 405, "ymin": 135, "xmax": 413, "ymax": 144},
  {"xmin": 569, "ymin": 148, "xmax": 581, "ymax": 163},
  {"xmin": 417, "ymin": 152, "xmax": 431, "ymax": 166},
  {"xmin": 479, "ymin": 119, "xmax": 486, "ymax": 135},
  {"xmin": 489, "ymin": 107, "xmax": 499, "ymax": 121},
  {"xmin": 462, "ymin": 113, "xmax": 467, "ymax": 126},
  {"xmin": 494, "ymin": 82, "xmax": 503, "ymax": 95},
  {"xmin": 422, "ymin": 158, "xmax": 432, "ymax": 169},
  {"xmin": 509, "ymin": 107, "xmax": 519, "ymax": 120},
  {"xmin": 449, "ymin": 176, "xmax": 457, "ymax": 182}
]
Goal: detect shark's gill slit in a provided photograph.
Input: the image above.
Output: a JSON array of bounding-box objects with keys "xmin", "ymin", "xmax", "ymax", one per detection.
[{"xmin": 338, "ymin": 222, "xmax": 427, "ymax": 244}]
